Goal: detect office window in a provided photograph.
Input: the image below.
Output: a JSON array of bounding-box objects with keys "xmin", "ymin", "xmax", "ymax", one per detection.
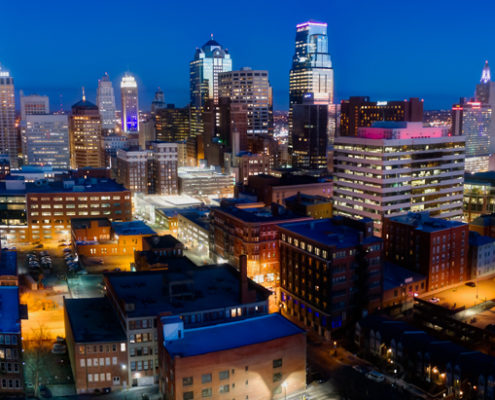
[
  {"xmin": 219, "ymin": 370, "xmax": 229, "ymax": 380},
  {"xmin": 219, "ymin": 384, "xmax": 229, "ymax": 393},
  {"xmin": 183, "ymin": 376, "xmax": 193, "ymax": 386},
  {"xmin": 202, "ymin": 373, "xmax": 212, "ymax": 384},
  {"xmin": 201, "ymin": 388, "xmax": 212, "ymax": 397},
  {"xmin": 273, "ymin": 358, "xmax": 283, "ymax": 368}
]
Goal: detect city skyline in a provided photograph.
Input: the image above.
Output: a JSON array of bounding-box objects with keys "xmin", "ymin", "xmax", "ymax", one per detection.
[{"xmin": 2, "ymin": 0, "xmax": 495, "ymax": 111}]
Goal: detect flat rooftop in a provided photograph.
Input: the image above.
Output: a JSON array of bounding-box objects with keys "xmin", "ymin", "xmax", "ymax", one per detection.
[
  {"xmin": 387, "ymin": 212, "xmax": 466, "ymax": 232},
  {"xmin": 143, "ymin": 234, "xmax": 183, "ymax": 249},
  {"xmin": 0, "ymin": 286, "xmax": 20, "ymax": 333},
  {"xmin": 214, "ymin": 204, "xmax": 308, "ymax": 224},
  {"xmin": 284, "ymin": 193, "xmax": 332, "ymax": 206},
  {"xmin": 112, "ymin": 221, "xmax": 155, "ymax": 236},
  {"xmin": 465, "ymin": 171, "xmax": 495, "ymax": 186},
  {"xmin": 0, "ymin": 250, "xmax": 17, "ymax": 277},
  {"xmin": 64, "ymin": 297, "xmax": 126, "ymax": 343},
  {"xmin": 105, "ymin": 262, "xmax": 270, "ymax": 318},
  {"xmin": 178, "ymin": 210, "xmax": 210, "ymax": 231},
  {"xmin": 279, "ymin": 217, "xmax": 380, "ymax": 248},
  {"xmin": 470, "ymin": 213, "xmax": 495, "ymax": 228},
  {"xmin": 164, "ymin": 313, "xmax": 304, "ymax": 357},
  {"xmin": 72, "ymin": 218, "xmax": 111, "ymax": 230},
  {"xmin": 25, "ymin": 178, "xmax": 127, "ymax": 194},
  {"xmin": 383, "ymin": 262, "xmax": 425, "ymax": 291}
]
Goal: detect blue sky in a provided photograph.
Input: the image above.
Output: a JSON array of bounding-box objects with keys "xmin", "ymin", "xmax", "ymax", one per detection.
[{"xmin": 0, "ymin": 0, "xmax": 493, "ymax": 111}]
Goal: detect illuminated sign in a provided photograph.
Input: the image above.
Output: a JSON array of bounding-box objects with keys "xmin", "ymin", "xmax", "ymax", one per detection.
[{"xmin": 377, "ymin": 101, "xmax": 388, "ymax": 106}]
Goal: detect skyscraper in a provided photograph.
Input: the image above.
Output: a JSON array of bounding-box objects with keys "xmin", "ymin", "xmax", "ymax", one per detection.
[
  {"xmin": 475, "ymin": 61, "xmax": 495, "ymax": 106},
  {"xmin": 19, "ymin": 91, "xmax": 49, "ymax": 120},
  {"xmin": 190, "ymin": 35, "xmax": 232, "ymax": 108},
  {"xmin": 151, "ymin": 87, "xmax": 166, "ymax": 114},
  {"xmin": 0, "ymin": 65, "xmax": 18, "ymax": 168},
  {"xmin": 218, "ymin": 67, "xmax": 273, "ymax": 136},
  {"xmin": 120, "ymin": 74, "xmax": 139, "ymax": 133},
  {"xmin": 69, "ymin": 93, "xmax": 104, "ymax": 169},
  {"xmin": 289, "ymin": 21, "xmax": 334, "ymax": 107},
  {"xmin": 22, "ymin": 114, "xmax": 70, "ymax": 169},
  {"xmin": 97, "ymin": 73, "xmax": 117, "ymax": 133}
]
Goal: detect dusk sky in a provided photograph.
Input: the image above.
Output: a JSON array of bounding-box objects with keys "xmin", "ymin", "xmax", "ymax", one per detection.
[{"xmin": 2, "ymin": 0, "xmax": 494, "ymax": 111}]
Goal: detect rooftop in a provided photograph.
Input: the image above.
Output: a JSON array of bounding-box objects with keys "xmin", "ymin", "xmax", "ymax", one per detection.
[
  {"xmin": 72, "ymin": 218, "xmax": 111, "ymax": 230},
  {"xmin": 387, "ymin": 212, "xmax": 466, "ymax": 232},
  {"xmin": 64, "ymin": 297, "xmax": 126, "ymax": 343},
  {"xmin": 112, "ymin": 221, "xmax": 155, "ymax": 236},
  {"xmin": 0, "ymin": 286, "xmax": 20, "ymax": 333},
  {"xmin": 279, "ymin": 217, "xmax": 379, "ymax": 248},
  {"xmin": 284, "ymin": 193, "xmax": 332, "ymax": 206},
  {"xmin": 15, "ymin": 178, "xmax": 128, "ymax": 194},
  {"xmin": 383, "ymin": 262, "xmax": 425, "ymax": 292},
  {"xmin": 163, "ymin": 313, "xmax": 304, "ymax": 358},
  {"xmin": 104, "ymin": 262, "xmax": 270, "ymax": 318},
  {"xmin": 465, "ymin": 171, "xmax": 495, "ymax": 186},
  {"xmin": 178, "ymin": 210, "xmax": 210, "ymax": 231},
  {"xmin": 143, "ymin": 235, "xmax": 183, "ymax": 249},
  {"xmin": 471, "ymin": 213, "xmax": 495, "ymax": 228},
  {"xmin": 469, "ymin": 231, "xmax": 495, "ymax": 247},
  {"xmin": 214, "ymin": 203, "xmax": 309, "ymax": 224},
  {"xmin": 0, "ymin": 250, "xmax": 17, "ymax": 277}
]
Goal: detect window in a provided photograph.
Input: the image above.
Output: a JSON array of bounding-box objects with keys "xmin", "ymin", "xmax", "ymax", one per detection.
[
  {"xmin": 120, "ymin": 343, "xmax": 126, "ymax": 352},
  {"xmin": 80, "ymin": 359, "xmax": 85, "ymax": 367},
  {"xmin": 183, "ymin": 392, "xmax": 193, "ymax": 400},
  {"xmin": 87, "ymin": 359, "xmax": 92, "ymax": 367},
  {"xmin": 273, "ymin": 373, "xmax": 282, "ymax": 382},
  {"xmin": 219, "ymin": 384, "xmax": 230, "ymax": 393},
  {"xmin": 183, "ymin": 376, "xmax": 193, "ymax": 386},
  {"xmin": 88, "ymin": 374, "xmax": 93, "ymax": 382},
  {"xmin": 94, "ymin": 374, "xmax": 99, "ymax": 382},
  {"xmin": 219, "ymin": 370, "xmax": 229, "ymax": 380},
  {"xmin": 201, "ymin": 388, "xmax": 212, "ymax": 397},
  {"xmin": 202, "ymin": 373, "xmax": 212, "ymax": 384},
  {"xmin": 100, "ymin": 373, "xmax": 105, "ymax": 382},
  {"xmin": 106, "ymin": 357, "xmax": 110, "ymax": 366},
  {"xmin": 112, "ymin": 357, "xmax": 117, "ymax": 365},
  {"xmin": 106, "ymin": 372, "xmax": 111, "ymax": 381},
  {"xmin": 273, "ymin": 358, "xmax": 282, "ymax": 368}
]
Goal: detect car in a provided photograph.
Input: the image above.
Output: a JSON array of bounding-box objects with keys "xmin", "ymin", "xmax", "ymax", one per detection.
[
  {"xmin": 51, "ymin": 342, "xmax": 67, "ymax": 354},
  {"xmin": 429, "ymin": 297, "xmax": 440, "ymax": 303},
  {"xmin": 366, "ymin": 370, "xmax": 385, "ymax": 383},
  {"xmin": 352, "ymin": 365, "xmax": 369, "ymax": 374},
  {"xmin": 465, "ymin": 281, "xmax": 476, "ymax": 287}
]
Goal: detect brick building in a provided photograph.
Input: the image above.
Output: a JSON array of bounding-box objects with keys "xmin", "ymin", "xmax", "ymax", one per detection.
[
  {"xmin": 278, "ymin": 217, "xmax": 382, "ymax": 339},
  {"xmin": 470, "ymin": 213, "xmax": 495, "ymax": 238},
  {"xmin": 383, "ymin": 212, "xmax": 469, "ymax": 291},
  {"xmin": 210, "ymin": 201, "xmax": 311, "ymax": 287},
  {"xmin": 64, "ymin": 297, "xmax": 128, "ymax": 394},
  {"xmin": 284, "ymin": 192, "xmax": 333, "ymax": 219},
  {"xmin": 159, "ymin": 314, "xmax": 306, "ymax": 400}
]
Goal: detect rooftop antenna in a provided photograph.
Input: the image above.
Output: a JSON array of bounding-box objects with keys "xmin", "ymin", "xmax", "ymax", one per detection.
[{"xmin": 82, "ymin": 86, "xmax": 86, "ymax": 101}]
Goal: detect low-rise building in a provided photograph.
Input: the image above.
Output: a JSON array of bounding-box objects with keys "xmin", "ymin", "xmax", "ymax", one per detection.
[
  {"xmin": 383, "ymin": 212, "xmax": 469, "ymax": 291},
  {"xmin": 71, "ymin": 218, "xmax": 155, "ymax": 257},
  {"xmin": 236, "ymin": 152, "xmax": 271, "ymax": 186},
  {"xmin": 177, "ymin": 209, "xmax": 210, "ymax": 258},
  {"xmin": 464, "ymin": 172, "xmax": 495, "ymax": 222},
  {"xmin": 104, "ymin": 258, "xmax": 271, "ymax": 387},
  {"xmin": 284, "ymin": 192, "xmax": 332, "ymax": 219},
  {"xmin": 159, "ymin": 314, "xmax": 306, "ymax": 400},
  {"xmin": 468, "ymin": 231, "xmax": 495, "ymax": 279},
  {"xmin": 178, "ymin": 167, "xmax": 235, "ymax": 202},
  {"xmin": 382, "ymin": 262, "xmax": 426, "ymax": 308},
  {"xmin": 470, "ymin": 213, "xmax": 495, "ymax": 238},
  {"xmin": 278, "ymin": 217, "xmax": 382, "ymax": 339},
  {"xmin": 210, "ymin": 201, "xmax": 311, "ymax": 287},
  {"xmin": 64, "ymin": 297, "xmax": 128, "ymax": 394}
]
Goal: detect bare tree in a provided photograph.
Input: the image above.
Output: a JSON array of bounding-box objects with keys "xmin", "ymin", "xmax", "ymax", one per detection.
[{"xmin": 23, "ymin": 324, "xmax": 51, "ymax": 397}]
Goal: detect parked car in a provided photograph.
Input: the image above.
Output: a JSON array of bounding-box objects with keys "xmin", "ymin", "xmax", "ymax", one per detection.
[
  {"xmin": 352, "ymin": 365, "xmax": 369, "ymax": 374},
  {"xmin": 429, "ymin": 297, "xmax": 440, "ymax": 303},
  {"xmin": 465, "ymin": 281, "xmax": 476, "ymax": 287},
  {"xmin": 366, "ymin": 370, "xmax": 385, "ymax": 383}
]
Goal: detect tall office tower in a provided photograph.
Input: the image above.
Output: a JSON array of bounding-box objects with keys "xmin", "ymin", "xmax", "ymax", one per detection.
[
  {"xmin": 151, "ymin": 87, "xmax": 166, "ymax": 114},
  {"xmin": 149, "ymin": 141, "xmax": 178, "ymax": 195},
  {"xmin": 333, "ymin": 122, "xmax": 465, "ymax": 236},
  {"xmin": 69, "ymin": 94, "xmax": 104, "ymax": 169},
  {"xmin": 116, "ymin": 149, "xmax": 152, "ymax": 193},
  {"xmin": 339, "ymin": 96, "xmax": 424, "ymax": 137},
  {"xmin": 154, "ymin": 105, "xmax": 190, "ymax": 142},
  {"xmin": 289, "ymin": 21, "xmax": 334, "ymax": 107},
  {"xmin": 475, "ymin": 61, "xmax": 495, "ymax": 105},
  {"xmin": 190, "ymin": 35, "xmax": 232, "ymax": 108},
  {"xmin": 96, "ymin": 73, "xmax": 117, "ymax": 133},
  {"xmin": 22, "ymin": 114, "xmax": 70, "ymax": 169},
  {"xmin": 451, "ymin": 100, "xmax": 491, "ymax": 172},
  {"xmin": 292, "ymin": 101, "xmax": 328, "ymax": 169},
  {"xmin": 0, "ymin": 66, "xmax": 18, "ymax": 168},
  {"xmin": 120, "ymin": 74, "xmax": 139, "ymax": 133},
  {"xmin": 218, "ymin": 67, "xmax": 273, "ymax": 136},
  {"xmin": 19, "ymin": 91, "xmax": 49, "ymax": 119}
]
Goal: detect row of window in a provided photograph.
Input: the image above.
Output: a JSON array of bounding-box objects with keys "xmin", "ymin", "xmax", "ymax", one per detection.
[
  {"xmin": 87, "ymin": 373, "xmax": 119, "ymax": 383},
  {"xmin": 130, "ymin": 360, "xmax": 154, "ymax": 371},
  {"xmin": 0, "ymin": 335, "xmax": 18, "ymax": 345},
  {"xmin": 30, "ymin": 196, "xmax": 125, "ymax": 201},
  {"xmin": 0, "ymin": 379, "xmax": 21, "ymax": 389},
  {"xmin": 0, "ymin": 348, "xmax": 19, "ymax": 360},
  {"xmin": 80, "ymin": 357, "xmax": 118, "ymax": 368},
  {"xmin": 78, "ymin": 343, "xmax": 125, "ymax": 355}
]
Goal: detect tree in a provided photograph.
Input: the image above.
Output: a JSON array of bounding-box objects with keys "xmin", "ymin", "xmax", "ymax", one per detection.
[{"xmin": 23, "ymin": 324, "xmax": 51, "ymax": 397}]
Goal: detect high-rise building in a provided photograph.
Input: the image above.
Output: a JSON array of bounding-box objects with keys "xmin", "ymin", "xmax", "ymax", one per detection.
[
  {"xmin": 154, "ymin": 105, "xmax": 190, "ymax": 142},
  {"xmin": 21, "ymin": 114, "xmax": 70, "ymax": 169},
  {"xmin": 333, "ymin": 122, "xmax": 465, "ymax": 236},
  {"xmin": 475, "ymin": 61, "xmax": 495, "ymax": 106},
  {"xmin": 289, "ymin": 21, "xmax": 334, "ymax": 107},
  {"xmin": 218, "ymin": 67, "xmax": 273, "ymax": 135},
  {"xmin": 0, "ymin": 65, "xmax": 18, "ymax": 168},
  {"xmin": 19, "ymin": 91, "xmax": 49, "ymax": 120},
  {"xmin": 190, "ymin": 35, "xmax": 232, "ymax": 108},
  {"xmin": 291, "ymin": 101, "xmax": 328, "ymax": 170},
  {"xmin": 96, "ymin": 73, "xmax": 117, "ymax": 133},
  {"xmin": 339, "ymin": 96, "xmax": 424, "ymax": 137},
  {"xmin": 151, "ymin": 88, "xmax": 166, "ymax": 114},
  {"xmin": 69, "ymin": 95, "xmax": 105, "ymax": 169},
  {"xmin": 120, "ymin": 74, "xmax": 139, "ymax": 133}
]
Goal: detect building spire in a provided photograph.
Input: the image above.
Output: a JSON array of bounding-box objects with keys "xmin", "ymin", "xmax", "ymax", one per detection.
[
  {"xmin": 481, "ymin": 60, "xmax": 491, "ymax": 83},
  {"xmin": 82, "ymin": 86, "xmax": 86, "ymax": 101}
]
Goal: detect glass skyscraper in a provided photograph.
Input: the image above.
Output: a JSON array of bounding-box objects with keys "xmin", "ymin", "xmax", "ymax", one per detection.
[
  {"xmin": 289, "ymin": 21, "xmax": 334, "ymax": 107},
  {"xmin": 190, "ymin": 35, "xmax": 232, "ymax": 108},
  {"xmin": 97, "ymin": 73, "xmax": 117, "ymax": 133},
  {"xmin": 120, "ymin": 74, "xmax": 139, "ymax": 133},
  {"xmin": 0, "ymin": 65, "xmax": 18, "ymax": 168}
]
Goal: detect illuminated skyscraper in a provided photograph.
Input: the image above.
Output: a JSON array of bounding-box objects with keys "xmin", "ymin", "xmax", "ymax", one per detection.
[
  {"xmin": 190, "ymin": 35, "xmax": 232, "ymax": 108},
  {"xmin": 289, "ymin": 21, "xmax": 333, "ymax": 107},
  {"xmin": 19, "ymin": 91, "xmax": 49, "ymax": 120},
  {"xmin": 69, "ymin": 92, "xmax": 104, "ymax": 169},
  {"xmin": 151, "ymin": 87, "xmax": 166, "ymax": 114},
  {"xmin": 120, "ymin": 74, "xmax": 139, "ymax": 133},
  {"xmin": 97, "ymin": 73, "xmax": 117, "ymax": 133},
  {"xmin": 475, "ymin": 61, "xmax": 495, "ymax": 106},
  {"xmin": 218, "ymin": 67, "xmax": 273, "ymax": 136},
  {"xmin": 0, "ymin": 65, "xmax": 18, "ymax": 168}
]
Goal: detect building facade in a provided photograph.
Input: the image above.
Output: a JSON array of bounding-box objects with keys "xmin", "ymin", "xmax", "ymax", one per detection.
[
  {"xmin": 97, "ymin": 73, "xmax": 117, "ymax": 133},
  {"xmin": 19, "ymin": 91, "xmax": 49, "ymax": 120},
  {"xmin": 468, "ymin": 231, "xmax": 495, "ymax": 280},
  {"xmin": 154, "ymin": 105, "xmax": 190, "ymax": 142},
  {"xmin": 121, "ymin": 74, "xmax": 139, "ymax": 133},
  {"xmin": 333, "ymin": 122, "xmax": 465, "ymax": 236},
  {"xmin": 0, "ymin": 66, "xmax": 18, "ymax": 168}
]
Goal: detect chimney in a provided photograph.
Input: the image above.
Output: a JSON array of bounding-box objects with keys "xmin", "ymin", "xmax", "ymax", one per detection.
[{"xmin": 239, "ymin": 255, "xmax": 250, "ymax": 304}]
